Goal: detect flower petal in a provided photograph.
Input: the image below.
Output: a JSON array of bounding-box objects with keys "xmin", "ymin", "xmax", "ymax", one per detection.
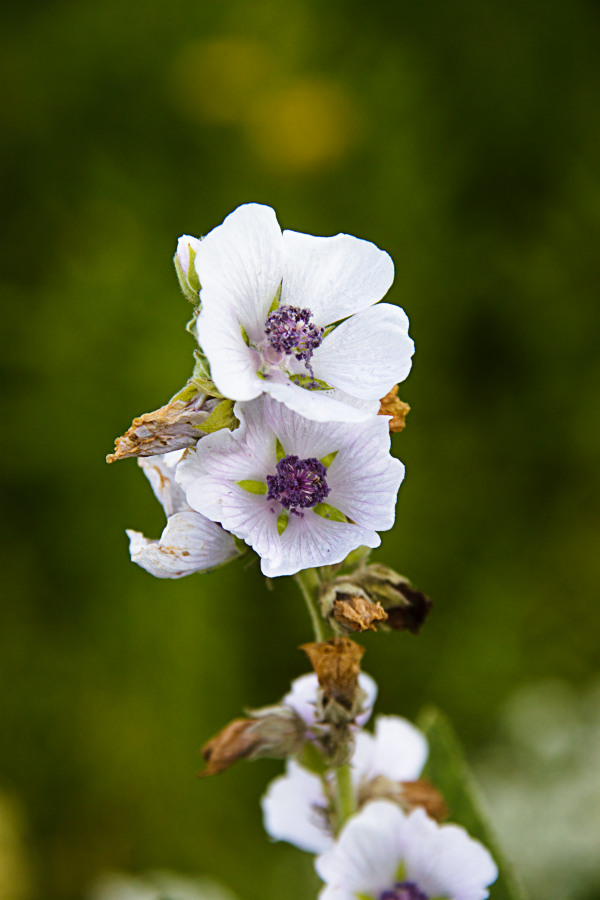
[
  {"xmin": 263, "ymin": 378, "xmax": 378, "ymax": 423},
  {"xmin": 138, "ymin": 450, "xmax": 187, "ymax": 517},
  {"xmin": 196, "ymin": 203, "xmax": 284, "ymax": 340},
  {"xmin": 175, "ymin": 234, "xmax": 202, "ymax": 276},
  {"xmin": 312, "ymin": 303, "xmax": 414, "ymax": 398},
  {"xmin": 196, "ymin": 301, "xmax": 265, "ymax": 402},
  {"xmin": 281, "ymin": 230, "xmax": 394, "ymax": 325},
  {"xmin": 126, "ymin": 511, "xmax": 237, "ymax": 578},
  {"xmin": 262, "ymin": 508, "xmax": 379, "ymax": 578},
  {"xmin": 284, "ymin": 672, "xmax": 377, "ymax": 728},
  {"xmin": 326, "ymin": 416, "xmax": 404, "ymax": 531},
  {"xmin": 359, "ymin": 716, "xmax": 429, "ymax": 782},
  {"xmin": 262, "ymin": 761, "xmax": 332, "ymax": 854}
]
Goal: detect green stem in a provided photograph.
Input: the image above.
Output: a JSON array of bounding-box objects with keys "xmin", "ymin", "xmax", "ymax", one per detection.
[
  {"xmin": 293, "ymin": 568, "xmax": 332, "ymax": 642},
  {"xmin": 335, "ymin": 763, "xmax": 356, "ymax": 831}
]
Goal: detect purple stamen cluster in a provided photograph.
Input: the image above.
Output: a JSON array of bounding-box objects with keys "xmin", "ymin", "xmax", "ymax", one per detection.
[
  {"xmin": 266, "ymin": 454, "xmax": 329, "ymax": 515},
  {"xmin": 380, "ymin": 882, "xmax": 429, "ymax": 900},
  {"xmin": 264, "ymin": 305, "xmax": 324, "ymax": 362}
]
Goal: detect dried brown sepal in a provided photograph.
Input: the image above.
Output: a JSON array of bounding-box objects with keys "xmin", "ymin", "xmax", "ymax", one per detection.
[
  {"xmin": 301, "ymin": 637, "xmax": 364, "ymax": 713},
  {"xmin": 357, "ymin": 775, "xmax": 447, "ymax": 822},
  {"xmin": 399, "ymin": 778, "xmax": 448, "ymax": 821},
  {"xmin": 199, "ymin": 706, "xmax": 306, "ymax": 777},
  {"xmin": 348, "ymin": 564, "xmax": 432, "ymax": 635},
  {"xmin": 106, "ymin": 387, "xmax": 219, "ymax": 462},
  {"xmin": 378, "ymin": 385, "xmax": 410, "ymax": 433},
  {"xmin": 332, "ymin": 593, "xmax": 388, "ymax": 633}
]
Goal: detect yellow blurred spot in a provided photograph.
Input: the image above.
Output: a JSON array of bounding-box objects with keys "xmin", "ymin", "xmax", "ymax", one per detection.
[
  {"xmin": 0, "ymin": 793, "xmax": 31, "ymax": 900},
  {"xmin": 244, "ymin": 80, "xmax": 359, "ymax": 172},
  {"xmin": 168, "ymin": 37, "xmax": 272, "ymax": 125}
]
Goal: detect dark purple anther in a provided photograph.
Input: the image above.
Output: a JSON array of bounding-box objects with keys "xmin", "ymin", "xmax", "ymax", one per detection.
[
  {"xmin": 264, "ymin": 305, "xmax": 324, "ymax": 362},
  {"xmin": 380, "ymin": 882, "xmax": 429, "ymax": 900},
  {"xmin": 266, "ymin": 455, "xmax": 329, "ymax": 516}
]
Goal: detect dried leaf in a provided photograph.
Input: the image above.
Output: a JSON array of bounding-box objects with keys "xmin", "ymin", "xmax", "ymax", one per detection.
[
  {"xmin": 301, "ymin": 637, "xmax": 364, "ymax": 711},
  {"xmin": 378, "ymin": 385, "xmax": 410, "ymax": 433},
  {"xmin": 332, "ymin": 593, "xmax": 388, "ymax": 632}
]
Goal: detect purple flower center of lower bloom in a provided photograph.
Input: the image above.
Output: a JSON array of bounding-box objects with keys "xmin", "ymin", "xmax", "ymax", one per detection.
[
  {"xmin": 264, "ymin": 305, "xmax": 324, "ymax": 362},
  {"xmin": 379, "ymin": 882, "xmax": 429, "ymax": 900},
  {"xmin": 266, "ymin": 455, "xmax": 329, "ymax": 516}
]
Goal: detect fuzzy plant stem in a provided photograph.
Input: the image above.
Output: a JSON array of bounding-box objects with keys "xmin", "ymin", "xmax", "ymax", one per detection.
[{"xmin": 293, "ymin": 568, "xmax": 333, "ymax": 642}]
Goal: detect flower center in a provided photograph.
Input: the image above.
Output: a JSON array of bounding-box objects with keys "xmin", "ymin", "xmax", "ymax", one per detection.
[
  {"xmin": 264, "ymin": 305, "xmax": 324, "ymax": 362},
  {"xmin": 266, "ymin": 455, "xmax": 329, "ymax": 516},
  {"xmin": 380, "ymin": 883, "xmax": 429, "ymax": 900}
]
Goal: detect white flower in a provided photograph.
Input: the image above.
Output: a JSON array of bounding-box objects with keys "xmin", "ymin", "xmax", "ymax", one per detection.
[
  {"xmin": 126, "ymin": 450, "xmax": 239, "ymax": 578},
  {"xmin": 193, "ymin": 203, "xmax": 414, "ymax": 423},
  {"xmin": 284, "ymin": 672, "xmax": 378, "ymax": 730},
  {"xmin": 176, "ymin": 395, "xmax": 404, "ymax": 577},
  {"xmin": 262, "ymin": 716, "xmax": 428, "ymax": 854},
  {"xmin": 316, "ymin": 801, "xmax": 498, "ymax": 900}
]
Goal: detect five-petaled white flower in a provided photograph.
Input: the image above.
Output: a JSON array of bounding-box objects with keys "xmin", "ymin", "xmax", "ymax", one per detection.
[
  {"xmin": 191, "ymin": 203, "xmax": 414, "ymax": 423},
  {"xmin": 262, "ymin": 715, "xmax": 428, "ymax": 854},
  {"xmin": 126, "ymin": 451, "xmax": 240, "ymax": 578},
  {"xmin": 315, "ymin": 801, "xmax": 498, "ymax": 900},
  {"xmin": 176, "ymin": 395, "xmax": 404, "ymax": 577}
]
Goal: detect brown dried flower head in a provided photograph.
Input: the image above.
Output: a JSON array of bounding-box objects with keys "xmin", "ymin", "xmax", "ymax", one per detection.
[
  {"xmin": 378, "ymin": 384, "xmax": 410, "ymax": 433},
  {"xmin": 331, "ymin": 591, "xmax": 388, "ymax": 633},
  {"xmin": 301, "ymin": 637, "xmax": 364, "ymax": 714}
]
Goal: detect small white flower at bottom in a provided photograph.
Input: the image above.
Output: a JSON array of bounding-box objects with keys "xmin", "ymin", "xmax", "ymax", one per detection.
[
  {"xmin": 262, "ymin": 716, "xmax": 428, "ymax": 854},
  {"xmin": 315, "ymin": 801, "xmax": 498, "ymax": 900},
  {"xmin": 177, "ymin": 394, "xmax": 404, "ymax": 577},
  {"xmin": 126, "ymin": 451, "xmax": 239, "ymax": 578}
]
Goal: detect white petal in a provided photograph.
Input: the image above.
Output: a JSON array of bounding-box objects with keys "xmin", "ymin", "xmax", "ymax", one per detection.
[
  {"xmin": 366, "ymin": 716, "xmax": 429, "ymax": 782},
  {"xmin": 138, "ymin": 450, "xmax": 187, "ymax": 517},
  {"xmin": 262, "ymin": 509, "xmax": 379, "ymax": 578},
  {"xmin": 281, "ymin": 230, "xmax": 394, "ymax": 325},
  {"xmin": 263, "ymin": 377, "xmax": 376, "ymax": 423},
  {"xmin": 195, "ymin": 203, "xmax": 284, "ymax": 340},
  {"xmin": 262, "ymin": 761, "xmax": 332, "ymax": 854},
  {"xmin": 402, "ymin": 809, "xmax": 498, "ymax": 900},
  {"xmin": 196, "ymin": 301, "xmax": 265, "ymax": 402},
  {"xmin": 356, "ymin": 673, "xmax": 378, "ymax": 727},
  {"xmin": 283, "ymin": 673, "xmax": 320, "ymax": 726},
  {"xmin": 126, "ymin": 512, "xmax": 237, "ymax": 579},
  {"xmin": 326, "ymin": 416, "xmax": 404, "ymax": 531},
  {"xmin": 316, "ymin": 801, "xmax": 404, "ymax": 897},
  {"xmin": 312, "ymin": 303, "xmax": 414, "ymax": 399},
  {"xmin": 175, "ymin": 234, "xmax": 201, "ymax": 276}
]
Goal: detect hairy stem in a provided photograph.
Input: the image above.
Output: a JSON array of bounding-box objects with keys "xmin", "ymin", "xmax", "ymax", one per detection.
[{"xmin": 293, "ymin": 568, "xmax": 332, "ymax": 642}]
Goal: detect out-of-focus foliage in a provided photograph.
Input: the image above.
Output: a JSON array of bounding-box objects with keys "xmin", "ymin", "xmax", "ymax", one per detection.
[{"xmin": 1, "ymin": 0, "xmax": 599, "ymax": 898}]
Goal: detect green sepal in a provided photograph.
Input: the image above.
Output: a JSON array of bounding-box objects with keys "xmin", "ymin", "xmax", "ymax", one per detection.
[
  {"xmin": 276, "ymin": 511, "xmax": 289, "ymax": 535},
  {"xmin": 296, "ymin": 740, "xmax": 330, "ymax": 776},
  {"xmin": 191, "ymin": 350, "xmax": 225, "ymax": 399},
  {"xmin": 320, "ymin": 450, "xmax": 338, "ymax": 468},
  {"xmin": 394, "ymin": 862, "xmax": 407, "ymax": 883},
  {"xmin": 313, "ymin": 503, "xmax": 349, "ymax": 523},
  {"xmin": 172, "ymin": 380, "xmax": 201, "ymax": 403},
  {"xmin": 196, "ymin": 399, "xmax": 239, "ymax": 434},
  {"xmin": 275, "ymin": 438, "xmax": 286, "ymax": 461},
  {"xmin": 356, "ymin": 894, "xmax": 375, "ymax": 900},
  {"xmin": 322, "ymin": 324, "xmax": 337, "ymax": 338},
  {"xmin": 289, "ymin": 374, "xmax": 332, "ymax": 391},
  {"xmin": 268, "ymin": 282, "xmax": 282, "ymax": 314},
  {"xmin": 237, "ymin": 480, "xmax": 268, "ymax": 494},
  {"xmin": 418, "ymin": 706, "xmax": 528, "ymax": 900},
  {"xmin": 240, "ymin": 324, "xmax": 250, "ymax": 346}
]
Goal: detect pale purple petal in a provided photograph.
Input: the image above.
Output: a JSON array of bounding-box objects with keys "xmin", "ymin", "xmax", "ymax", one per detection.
[
  {"xmin": 261, "ymin": 761, "xmax": 331, "ymax": 854},
  {"xmin": 195, "ymin": 203, "xmax": 284, "ymax": 340},
  {"xmin": 262, "ymin": 509, "xmax": 379, "ymax": 578},
  {"xmin": 263, "ymin": 377, "xmax": 376, "ymax": 423},
  {"xmin": 312, "ymin": 303, "xmax": 414, "ymax": 397},
  {"xmin": 281, "ymin": 230, "xmax": 394, "ymax": 325},
  {"xmin": 138, "ymin": 451, "xmax": 187, "ymax": 517},
  {"xmin": 126, "ymin": 511, "xmax": 237, "ymax": 578},
  {"xmin": 196, "ymin": 301, "xmax": 265, "ymax": 402}
]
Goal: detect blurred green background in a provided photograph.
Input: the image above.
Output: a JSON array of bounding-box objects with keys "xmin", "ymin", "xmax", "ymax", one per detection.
[{"xmin": 2, "ymin": 0, "xmax": 600, "ymax": 898}]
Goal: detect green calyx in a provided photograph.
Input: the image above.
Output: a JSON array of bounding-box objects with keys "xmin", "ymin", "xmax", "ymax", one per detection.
[
  {"xmin": 313, "ymin": 503, "xmax": 351, "ymax": 523},
  {"xmin": 196, "ymin": 399, "xmax": 239, "ymax": 434},
  {"xmin": 174, "ymin": 242, "xmax": 201, "ymax": 304},
  {"xmin": 237, "ymin": 480, "xmax": 268, "ymax": 495}
]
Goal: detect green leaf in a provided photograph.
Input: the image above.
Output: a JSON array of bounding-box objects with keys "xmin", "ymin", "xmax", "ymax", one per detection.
[
  {"xmin": 418, "ymin": 706, "xmax": 528, "ymax": 900},
  {"xmin": 320, "ymin": 450, "xmax": 338, "ymax": 468},
  {"xmin": 191, "ymin": 350, "xmax": 225, "ymax": 399},
  {"xmin": 196, "ymin": 399, "xmax": 239, "ymax": 434},
  {"xmin": 313, "ymin": 503, "xmax": 349, "ymax": 523},
  {"xmin": 268, "ymin": 281, "xmax": 282, "ymax": 314},
  {"xmin": 237, "ymin": 480, "xmax": 267, "ymax": 494},
  {"xmin": 275, "ymin": 438, "xmax": 286, "ymax": 461},
  {"xmin": 288, "ymin": 373, "xmax": 332, "ymax": 391},
  {"xmin": 276, "ymin": 511, "xmax": 289, "ymax": 535}
]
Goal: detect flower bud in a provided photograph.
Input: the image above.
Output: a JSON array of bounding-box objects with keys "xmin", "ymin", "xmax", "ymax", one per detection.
[
  {"xmin": 347, "ymin": 564, "xmax": 432, "ymax": 634},
  {"xmin": 199, "ymin": 705, "xmax": 306, "ymax": 777},
  {"xmin": 319, "ymin": 581, "xmax": 388, "ymax": 634},
  {"xmin": 174, "ymin": 234, "xmax": 202, "ymax": 304}
]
